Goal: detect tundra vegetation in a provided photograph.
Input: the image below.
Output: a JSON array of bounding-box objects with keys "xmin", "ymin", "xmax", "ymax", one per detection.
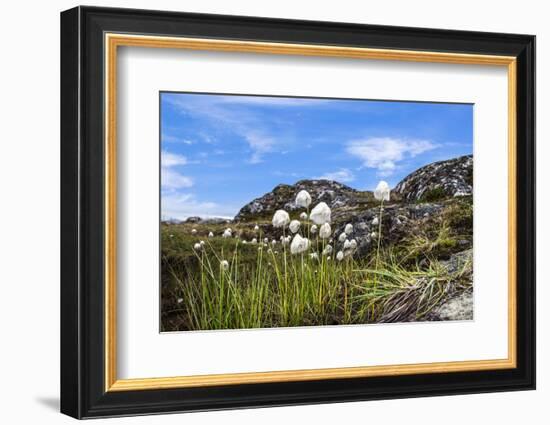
[{"xmin": 161, "ymin": 155, "xmax": 474, "ymax": 331}]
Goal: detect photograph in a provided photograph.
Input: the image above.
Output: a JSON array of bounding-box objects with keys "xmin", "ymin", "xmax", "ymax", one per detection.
[{"xmin": 160, "ymin": 92, "xmax": 474, "ymax": 332}]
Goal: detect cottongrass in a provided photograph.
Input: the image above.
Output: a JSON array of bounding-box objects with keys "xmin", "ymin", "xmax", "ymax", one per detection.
[{"xmin": 162, "ymin": 184, "xmax": 470, "ymax": 331}]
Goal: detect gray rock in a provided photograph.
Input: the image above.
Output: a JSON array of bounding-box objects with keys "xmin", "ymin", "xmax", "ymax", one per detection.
[
  {"xmin": 394, "ymin": 155, "xmax": 473, "ymax": 202},
  {"xmin": 429, "ymin": 290, "xmax": 473, "ymax": 321}
]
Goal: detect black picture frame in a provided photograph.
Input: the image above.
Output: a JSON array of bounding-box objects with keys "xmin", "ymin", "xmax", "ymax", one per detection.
[{"xmin": 61, "ymin": 5, "xmax": 536, "ymax": 419}]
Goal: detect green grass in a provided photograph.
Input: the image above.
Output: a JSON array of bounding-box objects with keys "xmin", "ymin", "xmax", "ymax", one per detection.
[
  {"xmin": 420, "ymin": 186, "xmax": 447, "ymax": 202},
  {"xmin": 161, "ymin": 212, "xmax": 472, "ymax": 331}
]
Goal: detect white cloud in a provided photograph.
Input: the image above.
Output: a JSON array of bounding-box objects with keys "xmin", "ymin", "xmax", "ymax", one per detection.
[
  {"xmin": 161, "ymin": 168, "xmax": 193, "ymax": 189},
  {"xmin": 244, "ymin": 132, "xmax": 276, "ymax": 164},
  {"xmin": 161, "ymin": 192, "xmax": 236, "ymax": 220},
  {"xmin": 316, "ymin": 168, "xmax": 355, "ymax": 183},
  {"xmin": 164, "ymin": 95, "xmax": 292, "ymax": 164},
  {"xmin": 161, "ymin": 151, "xmax": 188, "ymax": 167},
  {"xmin": 162, "ymin": 134, "xmax": 193, "ymax": 145},
  {"xmin": 161, "ymin": 150, "xmax": 193, "ymax": 189},
  {"xmin": 346, "ymin": 137, "xmax": 438, "ymax": 176}
]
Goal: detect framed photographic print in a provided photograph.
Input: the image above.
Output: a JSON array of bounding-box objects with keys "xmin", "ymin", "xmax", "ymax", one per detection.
[{"xmin": 60, "ymin": 6, "xmax": 536, "ymax": 419}]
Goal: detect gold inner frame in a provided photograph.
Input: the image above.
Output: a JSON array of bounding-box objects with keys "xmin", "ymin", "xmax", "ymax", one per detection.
[{"xmin": 104, "ymin": 33, "xmax": 517, "ymax": 392}]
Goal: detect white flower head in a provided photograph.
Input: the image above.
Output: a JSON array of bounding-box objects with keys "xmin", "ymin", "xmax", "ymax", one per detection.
[
  {"xmin": 374, "ymin": 181, "xmax": 391, "ymax": 202},
  {"xmin": 310, "ymin": 224, "xmax": 318, "ymax": 234},
  {"xmin": 300, "ymin": 212, "xmax": 308, "ymax": 220},
  {"xmin": 208, "ymin": 231, "xmax": 214, "ymax": 238},
  {"xmin": 191, "ymin": 228, "xmax": 197, "ymax": 234},
  {"xmin": 309, "ymin": 202, "xmax": 331, "ymax": 225},
  {"xmin": 251, "ymin": 238, "xmax": 257, "ymax": 244},
  {"xmin": 222, "ymin": 228, "xmax": 232, "ymax": 238},
  {"xmin": 289, "ymin": 219, "xmax": 301, "ymax": 234},
  {"xmin": 272, "ymin": 209, "xmax": 290, "ymax": 228},
  {"xmin": 264, "ymin": 238, "xmax": 269, "ymax": 244},
  {"xmin": 295, "ymin": 190, "xmax": 312, "ymax": 208},
  {"xmin": 254, "ymin": 225, "xmax": 259, "ymax": 231},
  {"xmin": 193, "ymin": 243, "xmax": 202, "ymax": 251},
  {"xmin": 344, "ymin": 223, "xmax": 353, "ymax": 235},
  {"xmin": 290, "ymin": 234, "xmax": 310, "ymax": 254},
  {"xmin": 372, "ymin": 216, "xmax": 379, "ymax": 226},
  {"xmin": 177, "ymin": 298, "xmax": 183, "ymax": 304},
  {"xmin": 220, "ymin": 260, "xmax": 229, "ymax": 271},
  {"xmin": 242, "ymin": 240, "xmax": 247, "ymax": 245},
  {"xmin": 319, "ymin": 223, "xmax": 331, "ymax": 239},
  {"xmin": 343, "ymin": 239, "xmax": 351, "ymax": 250},
  {"xmin": 200, "ymin": 240, "xmax": 205, "ymax": 246},
  {"xmin": 336, "ymin": 251, "xmax": 344, "ymax": 261},
  {"xmin": 310, "ymin": 252, "xmax": 319, "ymax": 260},
  {"xmin": 350, "ymin": 239, "xmax": 358, "ymax": 249},
  {"xmin": 169, "ymin": 234, "xmax": 174, "ymax": 238},
  {"xmin": 272, "ymin": 239, "xmax": 277, "ymax": 246},
  {"xmin": 338, "ymin": 232, "xmax": 347, "ymax": 243},
  {"xmin": 323, "ymin": 244, "xmax": 333, "ymax": 255},
  {"xmin": 371, "ymin": 231, "xmax": 377, "ymax": 238}
]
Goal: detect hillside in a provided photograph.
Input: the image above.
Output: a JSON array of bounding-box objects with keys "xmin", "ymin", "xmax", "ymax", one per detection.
[{"xmin": 161, "ymin": 154, "xmax": 474, "ymax": 328}]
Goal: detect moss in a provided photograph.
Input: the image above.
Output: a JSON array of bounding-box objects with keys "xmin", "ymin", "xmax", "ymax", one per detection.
[
  {"xmin": 442, "ymin": 198, "xmax": 473, "ymax": 234},
  {"xmin": 420, "ymin": 186, "xmax": 447, "ymax": 202}
]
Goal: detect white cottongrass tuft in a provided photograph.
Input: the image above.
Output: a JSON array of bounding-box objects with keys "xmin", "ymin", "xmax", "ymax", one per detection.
[
  {"xmin": 300, "ymin": 212, "xmax": 308, "ymax": 220},
  {"xmin": 169, "ymin": 234, "xmax": 174, "ymax": 238},
  {"xmin": 177, "ymin": 298, "xmax": 183, "ymax": 304},
  {"xmin": 272, "ymin": 210, "xmax": 290, "ymax": 228},
  {"xmin": 295, "ymin": 190, "xmax": 312, "ymax": 208},
  {"xmin": 310, "ymin": 224, "xmax": 318, "ymax": 234},
  {"xmin": 254, "ymin": 225, "xmax": 259, "ymax": 231},
  {"xmin": 338, "ymin": 232, "xmax": 347, "ymax": 243},
  {"xmin": 191, "ymin": 228, "xmax": 197, "ymax": 234},
  {"xmin": 222, "ymin": 228, "xmax": 232, "ymax": 238},
  {"xmin": 242, "ymin": 240, "xmax": 247, "ymax": 245},
  {"xmin": 371, "ymin": 231, "xmax": 377, "ymax": 238},
  {"xmin": 344, "ymin": 223, "xmax": 353, "ymax": 235},
  {"xmin": 220, "ymin": 260, "xmax": 229, "ymax": 271},
  {"xmin": 290, "ymin": 234, "xmax": 310, "ymax": 254},
  {"xmin": 264, "ymin": 238, "xmax": 269, "ymax": 244},
  {"xmin": 343, "ymin": 239, "xmax": 351, "ymax": 250},
  {"xmin": 336, "ymin": 251, "xmax": 344, "ymax": 261},
  {"xmin": 289, "ymin": 219, "xmax": 301, "ymax": 234},
  {"xmin": 200, "ymin": 240, "xmax": 205, "ymax": 247},
  {"xmin": 272, "ymin": 239, "xmax": 277, "ymax": 246},
  {"xmin": 374, "ymin": 181, "xmax": 391, "ymax": 202},
  {"xmin": 309, "ymin": 202, "xmax": 331, "ymax": 225},
  {"xmin": 372, "ymin": 216, "xmax": 379, "ymax": 226},
  {"xmin": 323, "ymin": 244, "xmax": 333, "ymax": 255},
  {"xmin": 350, "ymin": 239, "xmax": 357, "ymax": 249},
  {"xmin": 208, "ymin": 231, "xmax": 214, "ymax": 238},
  {"xmin": 193, "ymin": 243, "xmax": 202, "ymax": 251},
  {"xmin": 319, "ymin": 223, "xmax": 331, "ymax": 239},
  {"xmin": 310, "ymin": 252, "xmax": 319, "ymax": 260},
  {"xmin": 251, "ymin": 238, "xmax": 257, "ymax": 244}
]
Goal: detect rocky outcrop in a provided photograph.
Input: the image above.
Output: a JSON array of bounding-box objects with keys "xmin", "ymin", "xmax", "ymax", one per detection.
[
  {"xmin": 394, "ymin": 155, "xmax": 473, "ymax": 202},
  {"xmin": 427, "ymin": 249, "xmax": 474, "ymax": 321},
  {"xmin": 330, "ymin": 202, "xmax": 447, "ymax": 258},
  {"xmin": 235, "ymin": 179, "xmax": 373, "ymax": 221}
]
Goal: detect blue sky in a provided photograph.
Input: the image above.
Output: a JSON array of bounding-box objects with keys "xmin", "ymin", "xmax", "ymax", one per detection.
[{"xmin": 160, "ymin": 92, "xmax": 473, "ymax": 220}]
